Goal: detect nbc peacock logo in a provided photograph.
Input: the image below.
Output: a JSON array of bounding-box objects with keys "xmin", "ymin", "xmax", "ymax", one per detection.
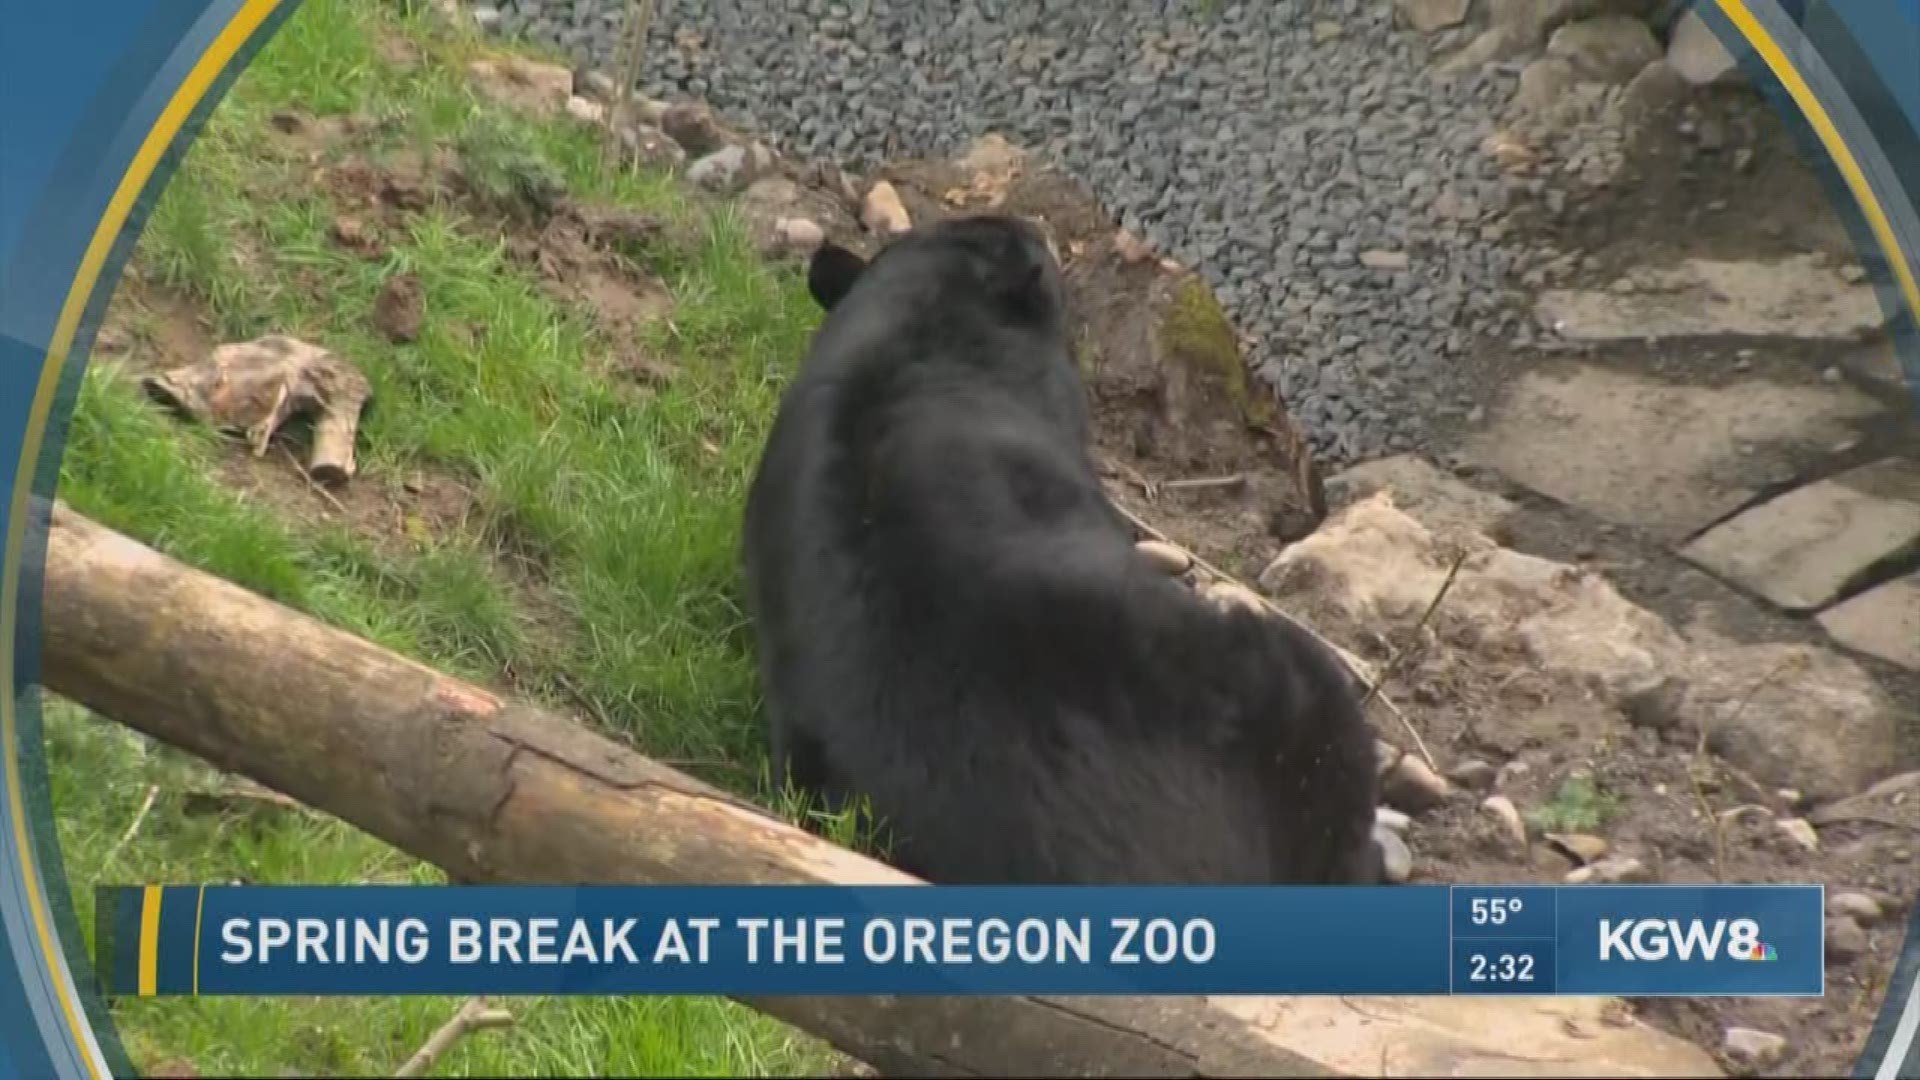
[{"xmin": 1730, "ymin": 938, "xmax": 1778, "ymax": 962}]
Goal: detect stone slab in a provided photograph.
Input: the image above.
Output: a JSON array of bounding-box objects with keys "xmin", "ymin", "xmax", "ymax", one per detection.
[
  {"xmin": 1681, "ymin": 457, "xmax": 1920, "ymax": 611},
  {"xmin": 1819, "ymin": 571, "xmax": 1920, "ymax": 671},
  {"xmin": 1464, "ymin": 362, "xmax": 1883, "ymax": 542},
  {"xmin": 1536, "ymin": 254, "xmax": 1887, "ymax": 341}
]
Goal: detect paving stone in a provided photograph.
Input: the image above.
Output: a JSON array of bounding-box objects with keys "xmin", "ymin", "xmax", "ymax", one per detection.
[
  {"xmin": 1536, "ymin": 255, "xmax": 1887, "ymax": 342},
  {"xmin": 1682, "ymin": 458, "xmax": 1920, "ymax": 612},
  {"xmin": 1464, "ymin": 362, "xmax": 1883, "ymax": 542},
  {"xmin": 1819, "ymin": 571, "xmax": 1920, "ymax": 671}
]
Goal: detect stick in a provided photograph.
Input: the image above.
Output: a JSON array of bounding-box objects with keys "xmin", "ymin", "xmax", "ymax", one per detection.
[
  {"xmin": 393, "ymin": 996, "xmax": 515, "ymax": 1078},
  {"xmin": 1160, "ymin": 474, "xmax": 1246, "ymax": 493},
  {"xmin": 102, "ymin": 784, "xmax": 160, "ymax": 872},
  {"xmin": 281, "ymin": 446, "xmax": 349, "ymax": 515},
  {"xmin": 1688, "ymin": 655, "xmax": 1807, "ymax": 882},
  {"xmin": 1359, "ymin": 549, "xmax": 1469, "ymax": 712},
  {"xmin": 1111, "ymin": 500, "xmax": 1437, "ymax": 772}
]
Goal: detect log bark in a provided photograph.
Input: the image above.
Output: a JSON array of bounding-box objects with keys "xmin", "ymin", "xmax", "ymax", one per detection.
[{"xmin": 32, "ymin": 501, "xmax": 1722, "ymax": 1079}]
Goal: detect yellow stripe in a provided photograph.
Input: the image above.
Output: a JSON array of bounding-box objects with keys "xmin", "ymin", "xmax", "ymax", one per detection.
[
  {"xmin": 0, "ymin": 0, "xmax": 284, "ymax": 1073},
  {"xmin": 1716, "ymin": 0, "xmax": 1920, "ymax": 342},
  {"xmin": 136, "ymin": 887, "xmax": 163, "ymax": 998},
  {"xmin": 192, "ymin": 885, "xmax": 206, "ymax": 996}
]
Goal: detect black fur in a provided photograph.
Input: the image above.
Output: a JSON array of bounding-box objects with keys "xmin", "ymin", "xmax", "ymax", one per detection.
[{"xmin": 742, "ymin": 216, "xmax": 1381, "ymax": 885}]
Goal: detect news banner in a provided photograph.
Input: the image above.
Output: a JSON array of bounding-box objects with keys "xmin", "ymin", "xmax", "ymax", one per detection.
[{"xmin": 91, "ymin": 884, "xmax": 1825, "ymax": 999}]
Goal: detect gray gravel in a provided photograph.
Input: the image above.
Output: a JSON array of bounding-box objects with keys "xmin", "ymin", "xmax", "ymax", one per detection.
[{"xmin": 490, "ymin": 0, "xmax": 1543, "ymax": 467}]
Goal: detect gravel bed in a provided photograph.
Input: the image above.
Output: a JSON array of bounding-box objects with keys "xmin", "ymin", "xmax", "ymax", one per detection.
[{"xmin": 487, "ymin": 0, "xmax": 1548, "ymax": 467}]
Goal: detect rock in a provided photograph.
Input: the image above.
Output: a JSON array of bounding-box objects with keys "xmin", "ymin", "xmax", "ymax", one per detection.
[
  {"xmin": 1135, "ymin": 540, "xmax": 1193, "ymax": 576},
  {"xmin": 1538, "ymin": 255, "xmax": 1886, "ymax": 342},
  {"xmin": 774, "ymin": 217, "xmax": 826, "ymax": 253},
  {"xmin": 1385, "ymin": 754, "xmax": 1455, "ymax": 814},
  {"xmin": 1481, "ymin": 796, "xmax": 1528, "ymax": 850},
  {"xmin": 660, "ymin": 101, "xmax": 731, "ymax": 156},
  {"xmin": 469, "ymin": 5, "xmax": 501, "ymax": 32},
  {"xmin": 1462, "ymin": 360, "xmax": 1881, "ymax": 543},
  {"xmin": 1320, "ymin": 455, "xmax": 1516, "ymax": 548},
  {"xmin": 1826, "ymin": 916, "xmax": 1868, "ymax": 963},
  {"xmin": 1375, "ymin": 825, "xmax": 1414, "ymax": 883},
  {"xmin": 1313, "ymin": 20, "xmax": 1344, "ymax": 43},
  {"xmin": 372, "ymin": 272, "xmax": 424, "ymax": 343},
  {"xmin": 1617, "ymin": 59, "xmax": 1688, "ymax": 129},
  {"xmin": 616, "ymin": 122, "xmax": 685, "ymax": 171},
  {"xmin": 1544, "ymin": 832, "xmax": 1609, "ymax": 865},
  {"xmin": 1828, "ymin": 892, "xmax": 1883, "ymax": 926},
  {"xmin": 1437, "ymin": 26, "xmax": 1533, "ymax": 77},
  {"xmin": 1360, "ymin": 249, "xmax": 1411, "ymax": 272},
  {"xmin": 1668, "ymin": 9, "xmax": 1741, "ymax": 87},
  {"xmin": 1376, "ymin": 807, "xmax": 1413, "ymax": 835},
  {"xmin": 1679, "ymin": 632, "xmax": 1900, "ymax": 804},
  {"xmin": 1113, "ymin": 228, "xmax": 1156, "ymax": 264},
  {"xmin": 570, "ymin": 92, "xmax": 615, "ymax": 127},
  {"xmin": 1775, "ymin": 817, "xmax": 1819, "ymax": 853},
  {"xmin": 1818, "ymin": 571, "xmax": 1920, "ymax": 672},
  {"xmin": 687, "ymin": 145, "xmax": 751, "ymax": 193},
  {"xmin": 861, "ymin": 180, "xmax": 912, "ymax": 235},
  {"xmin": 1447, "ymin": 758, "xmax": 1500, "ymax": 792},
  {"xmin": 465, "ymin": 57, "xmax": 575, "ymax": 116},
  {"xmin": 1721, "ymin": 1027, "xmax": 1787, "ymax": 1075},
  {"xmin": 578, "ymin": 69, "xmax": 619, "ymax": 102},
  {"xmin": 1547, "ymin": 16, "xmax": 1663, "ymax": 84},
  {"xmin": 1395, "ymin": 0, "xmax": 1471, "ymax": 33},
  {"xmin": 1681, "ymin": 458, "xmax": 1920, "ymax": 611},
  {"xmin": 1620, "ymin": 675, "xmax": 1686, "ymax": 732},
  {"xmin": 1515, "ymin": 57, "xmax": 1576, "ymax": 116},
  {"xmin": 1567, "ymin": 856, "xmax": 1650, "ymax": 884}
]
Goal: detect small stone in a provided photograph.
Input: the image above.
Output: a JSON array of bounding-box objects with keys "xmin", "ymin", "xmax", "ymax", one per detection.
[
  {"xmin": 1394, "ymin": 0, "xmax": 1471, "ymax": 33},
  {"xmin": 579, "ymin": 70, "xmax": 619, "ymax": 102},
  {"xmin": 1498, "ymin": 759, "xmax": 1531, "ymax": 788},
  {"xmin": 1385, "ymin": 755, "xmax": 1455, "ymax": 813},
  {"xmin": 1544, "ymin": 832, "xmax": 1609, "ymax": 865},
  {"xmin": 1823, "ymin": 365, "xmax": 1843, "ymax": 384},
  {"xmin": 616, "ymin": 122, "xmax": 685, "ymax": 171},
  {"xmin": 661, "ymin": 101, "xmax": 729, "ymax": 156},
  {"xmin": 1360, "ymin": 249, "xmax": 1411, "ymax": 272},
  {"xmin": 1828, "ymin": 892, "xmax": 1883, "ymax": 926},
  {"xmin": 1721, "ymin": 1027, "xmax": 1787, "ymax": 1075},
  {"xmin": 1481, "ymin": 795, "xmax": 1528, "ymax": 850},
  {"xmin": 775, "ymin": 217, "xmax": 826, "ymax": 253},
  {"xmin": 1515, "ymin": 57, "xmax": 1575, "ymax": 115},
  {"xmin": 687, "ymin": 145, "xmax": 750, "ymax": 193},
  {"xmin": 1841, "ymin": 264, "xmax": 1868, "ymax": 284},
  {"xmin": 1376, "ymin": 740, "xmax": 1404, "ymax": 778},
  {"xmin": 1375, "ymin": 825, "xmax": 1414, "ymax": 884},
  {"xmin": 1113, "ymin": 228, "xmax": 1155, "ymax": 264},
  {"xmin": 1668, "ymin": 9, "xmax": 1741, "ymax": 87},
  {"xmin": 861, "ymin": 180, "xmax": 912, "ymax": 235},
  {"xmin": 1826, "ymin": 915, "xmax": 1868, "ymax": 963},
  {"xmin": 565, "ymin": 95, "xmax": 606, "ymax": 124},
  {"xmin": 1446, "ymin": 758, "xmax": 1498, "ymax": 791},
  {"xmin": 1567, "ymin": 856, "xmax": 1651, "ymax": 884},
  {"xmin": 1375, "ymin": 806, "xmax": 1412, "ymax": 836},
  {"xmin": 1766, "ymin": 814, "xmax": 1812, "ymax": 849},
  {"xmin": 1135, "ymin": 540, "xmax": 1193, "ymax": 576},
  {"xmin": 1312, "ymin": 20, "xmax": 1343, "ymax": 43}
]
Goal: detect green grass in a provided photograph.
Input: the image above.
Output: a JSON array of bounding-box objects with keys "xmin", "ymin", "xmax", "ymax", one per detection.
[
  {"xmin": 1523, "ymin": 775, "xmax": 1625, "ymax": 836},
  {"xmin": 46, "ymin": 0, "xmax": 866, "ymax": 1073}
]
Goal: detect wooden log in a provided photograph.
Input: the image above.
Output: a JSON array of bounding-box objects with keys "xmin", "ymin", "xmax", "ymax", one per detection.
[{"xmin": 32, "ymin": 501, "xmax": 1723, "ymax": 1078}]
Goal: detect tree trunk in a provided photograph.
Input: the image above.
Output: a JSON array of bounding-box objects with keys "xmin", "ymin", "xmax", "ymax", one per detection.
[{"xmin": 32, "ymin": 500, "xmax": 1721, "ymax": 1078}]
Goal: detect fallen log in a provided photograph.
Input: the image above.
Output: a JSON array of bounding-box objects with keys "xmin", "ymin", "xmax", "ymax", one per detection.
[{"xmin": 33, "ymin": 501, "xmax": 1722, "ymax": 1078}]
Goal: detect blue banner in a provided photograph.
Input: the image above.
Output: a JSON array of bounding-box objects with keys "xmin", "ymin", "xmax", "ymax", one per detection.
[{"xmin": 91, "ymin": 884, "xmax": 1824, "ymax": 999}]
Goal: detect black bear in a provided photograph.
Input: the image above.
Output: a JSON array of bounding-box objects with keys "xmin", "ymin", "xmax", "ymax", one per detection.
[{"xmin": 741, "ymin": 214, "xmax": 1381, "ymax": 885}]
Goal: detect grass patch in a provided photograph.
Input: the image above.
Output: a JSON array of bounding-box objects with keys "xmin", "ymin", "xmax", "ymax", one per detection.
[
  {"xmin": 47, "ymin": 0, "xmax": 861, "ymax": 1074},
  {"xmin": 1524, "ymin": 775, "xmax": 1625, "ymax": 836}
]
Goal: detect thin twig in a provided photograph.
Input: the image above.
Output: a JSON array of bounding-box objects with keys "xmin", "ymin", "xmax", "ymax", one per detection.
[
  {"xmin": 1360, "ymin": 548, "xmax": 1469, "ymax": 711},
  {"xmin": 1160, "ymin": 473, "xmax": 1246, "ymax": 493},
  {"xmin": 1688, "ymin": 654, "xmax": 1807, "ymax": 882},
  {"xmin": 280, "ymin": 445, "xmax": 348, "ymax": 514},
  {"xmin": 102, "ymin": 785, "xmax": 160, "ymax": 871},
  {"xmin": 1111, "ymin": 500, "xmax": 1437, "ymax": 772},
  {"xmin": 394, "ymin": 997, "xmax": 515, "ymax": 1078}
]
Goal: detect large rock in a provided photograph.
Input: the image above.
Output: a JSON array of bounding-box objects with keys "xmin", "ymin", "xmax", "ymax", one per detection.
[
  {"xmin": 1536, "ymin": 255, "xmax": 1888, "ymax": 342},
  {"xmin": 1261, "ymin": 492, "xmax": 1901, "ymax": 808},
  {"xmin": 1462, "ymin": 361, "xmax": 1883, "ymax": 542},
  {"xmin": 1547, "ymin": 16, "xmax": 1663, "ymax": 84},
  {"xmin": 1325, "ymin": 455, "xmax": 1518, "ymax": 545},
  {"xmin": 1395, "ymin": 0, "xmax": 1472, "ymax": 33},
  {"xmin": 1667, "ymin": 9, "xmax": 1742, "ymax": 87},
  {"xmin": 1818, "ymin": 571, "xmax": 1920, "ymax": 671},
  {"xmin": 1680, "ymin": 458, "xmax": 1920, "ymax": 611}
]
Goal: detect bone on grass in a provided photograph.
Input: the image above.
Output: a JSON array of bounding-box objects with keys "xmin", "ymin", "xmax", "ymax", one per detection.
[{"xmin": 142, "ymin": 335, "xmax": 372, "ymax": 486}]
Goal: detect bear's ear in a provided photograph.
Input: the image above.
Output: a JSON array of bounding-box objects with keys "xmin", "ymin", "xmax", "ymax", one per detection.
[{"xmin": 807, "ymin": 242, "xmax": 868, "ymax": 311}]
